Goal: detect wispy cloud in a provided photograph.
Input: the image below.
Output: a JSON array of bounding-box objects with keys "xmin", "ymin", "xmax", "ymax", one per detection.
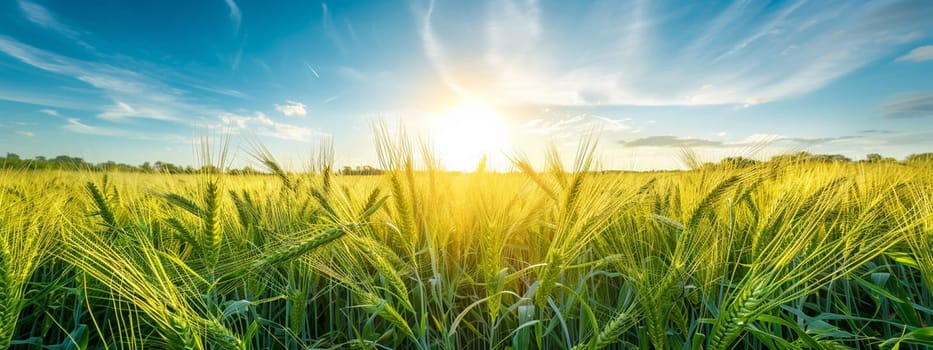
[
  {"xmin": 267, "ymin": 122, "xmax": 318, "ymax": 141},
  {"xmin": 220, "ymin": 112, "xmax": 320, "ymax": 141},
  {"xmin": 322, "ymin": 3, "xmax": 347, "ymax": 53},
  {"xmin": 40, "ymin": 109, "xmax": 62, "ymax": 117},
  {"xmin": 896, "ymin": 45, "xmax": 933, "ymax": 62},
  {"xmin": 419, "ymin": 1, "xmax": 933, "ymax": 107},
  {"xmin": 18, "ymin": 0, "xmax": 79, "ymax": 37},
  {"xmin": 607, "ymin": 129, "xmax": 933, "ymax": 170},
  {"xmin": 305, "ymin": 62, "xmax": 320, "ymax": 78},
  {"xmin": 620, "ymin": 134, "xmax": 855, "ymax": 149},
  {"xmin": 97, "ymin": 101, "xmax": 180, "ymax": 122},
  {"xmin": 881, "ymin": 92, "xmax": 933, "ymax": 118},
  {"xmin": 859, "ymin": 129, "xmax": 894, "ymax": 134},
  {"xmin": 63, "ymin": 117, "xmax": 132, "ymax": 137},
  {"xmin": 622, "ymin": 136, "xmax": 723, "ymax": 148},
  {"xmin": 274, "ymin": 101, "xmax": 307, "ymax": 117},
  {"xmin": 741, "ymin": 97, "xmax": 767, "ymax": 108},
  {"xmin": 336, "ymin": 66, "xmax": 365, "ymax": 81},
  {"xmin": 485, "ymin": 0, "xmax": 541, "ymax": 66},
  {"xmin": 521, "ymin": 114, "xmax": 631, "ymax": 139},
  {"xmin": 14, "ymin": 130, "xmax": 34, "ymax": 137},
  {"xmin": 62, "ymin": 117, "xmax": 189, "ymax": 142},
  {"xmin": 184, "ymin": 83, "xmax": 244, "ymax": 98},
  {"xmin": 0, "ymin": 30, "xmax": 327, "ymax": 147},
  {"xmin": 0, "ymin": 35, "xmax": 222, "ymax": 123},
  {"xmin": 418, "ymin": 0, "xmax": 465, "ymax": 95},
  {"xmin": 224, "ymin": 0, "xmax": 242, "ymax": 32}
]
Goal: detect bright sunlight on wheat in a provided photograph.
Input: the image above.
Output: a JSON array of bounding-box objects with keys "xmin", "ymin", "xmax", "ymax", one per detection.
[
  {"xmin": 429, "ymin": 100, "xmax": 510, "ymax": 171},
  {"xmin": 4, "ymin": 1, "xmax": 933, "ymax": 349}
]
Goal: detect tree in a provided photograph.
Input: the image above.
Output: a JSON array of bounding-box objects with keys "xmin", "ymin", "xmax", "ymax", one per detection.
[
  {"xmin": 906, "ymin": 153, "xmax": 933, "ymax": 162},
  {"xmin": 865, "ymin": 153, "xmax": 882, "ymax": 162},
  {"xmin": 808, "ymin": 154, "xmax": 851, "ymax": 163},
  {"xmin": 199, "ymin": 165, "xmax": 221, "ymax": 174},
  {"xmin": 154, "ymin": 161, "xmax": 183, "ymax": 174},
  {"xmin": 1, "ymin": 153, "xmax": 24, "ymax": 169},
  {"xmin": 905, "ymin": 153, "xmax": 933, "ymax": 165}
]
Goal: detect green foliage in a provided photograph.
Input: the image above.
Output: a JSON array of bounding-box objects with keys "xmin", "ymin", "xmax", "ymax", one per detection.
[{"xmin": 1, "ymin": 137, "xmax": 932, "ymax": 349}]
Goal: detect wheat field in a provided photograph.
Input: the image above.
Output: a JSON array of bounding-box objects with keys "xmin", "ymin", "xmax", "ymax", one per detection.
[{"xmin": 1, "ymin": 135, "xmax": 932, "ymax": 350}]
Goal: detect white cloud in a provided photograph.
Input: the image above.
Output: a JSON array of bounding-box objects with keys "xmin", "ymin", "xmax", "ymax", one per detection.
[
  {"xmin": 741, "ymin": 97, "xmax": 767, "ymax": 108},
  {"xmin": 98, "ymin": 101, "xmax": 134, "ymax": 120},
  {"xmin": 220, "ymin": 112, "xmax": 320, "ymax": 141},
  {"xmin": 97, "ymin": 101, "xmax": 180, "ymax": 122},
  {"xmin": 269, "ymin": 123, "xmax": 315, "ymax": 141},
  {"xmin": 274, "ymin": 101, "xmax": 307, "ymax": 117},
  {"xmin": 40, "ymin": 109, "xmax": 61, "ymax": 117},
  {"xmin": 221, "ymin": 112, "xmax": 273, "ymax": 128},
  {"xmin": 15, "ymin": 130, "xmax": 34, "ymax": 137},
  {"xmin": 896, "ymin": 45, "xmax": 933, "ymax": 62}
]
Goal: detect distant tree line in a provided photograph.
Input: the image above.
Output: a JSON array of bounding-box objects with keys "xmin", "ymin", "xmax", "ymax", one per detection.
[
  {"xmin": 700, "ymin": 151, "xmax": 933, "ymax": 170},
  {"xmin": 0, "ymin": 153, "xmax": 240, "ymax": 173},
  {"xmin": 2, "ymin": 151, "xmax": 933, "ymax": 174},
  {"xmin": 339, "ymin": 165, "xmax": 384, "ymax": 176},
  {"xmin": 0, "ymin": 152, "xmax": 385, "ymax": 175}
]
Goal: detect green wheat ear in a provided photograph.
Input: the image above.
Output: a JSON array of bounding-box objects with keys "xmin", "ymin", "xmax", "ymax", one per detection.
[
  {"xmin": 203, "ymin": 180, "xmax": 223, "ymax": 267},
  {"xmin": 708, "ymin": 273, "xmax": 771, "ymax": 350},
  {"xmin": 254, "ymin": 225, "xmax": 348, "ymax": 268},
  {"xmin": 165, "ymin": 313, "xmax": 201, "ymax": 350},
  {"xmin": 571, "ymin": 306, "xmax": 638, "ymax": 350},
  {"xmin": 86, "ymin": 181, "xmax": 117, "ymax": 229},
  {"xmin": 534, "ymin": 251, "xmax": 564, "ymax": 308}
]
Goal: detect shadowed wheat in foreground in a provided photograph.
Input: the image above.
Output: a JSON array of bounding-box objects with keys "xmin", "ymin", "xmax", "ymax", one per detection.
[{"xmin": 1, "ymin": 131, "xmax": 933, "ymax": 349}]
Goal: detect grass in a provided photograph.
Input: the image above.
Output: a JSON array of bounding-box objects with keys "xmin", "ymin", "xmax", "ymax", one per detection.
[{"xmin": 1, "ymin": 132, "xmax": 933, "ymax": 349}]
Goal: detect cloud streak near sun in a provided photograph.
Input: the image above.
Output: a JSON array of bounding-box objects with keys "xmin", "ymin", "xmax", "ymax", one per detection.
[{"xmin": 420, "ymin": 0, "xmax": 932, "ymax": 107}]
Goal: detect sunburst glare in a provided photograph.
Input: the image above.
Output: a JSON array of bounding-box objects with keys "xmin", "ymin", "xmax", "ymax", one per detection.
[{"xmin": 429, "ymin": 100, "xmax": 510, "ymax": 172}]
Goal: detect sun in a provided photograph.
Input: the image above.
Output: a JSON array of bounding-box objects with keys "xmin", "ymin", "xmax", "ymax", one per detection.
[{"xmin": 430, "ymin": 100, "xmax": 510, "ymax": 172}]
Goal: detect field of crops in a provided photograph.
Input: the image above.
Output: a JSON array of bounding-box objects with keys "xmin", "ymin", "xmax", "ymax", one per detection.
[{"xmin": 2, "ymin": 139, "xmax": 933, "ymax": 349}]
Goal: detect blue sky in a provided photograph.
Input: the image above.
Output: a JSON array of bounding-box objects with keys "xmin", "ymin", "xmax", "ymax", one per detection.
[{"xmin": 1, "ymin": 0, "xmax": 932, "ymax": 170}]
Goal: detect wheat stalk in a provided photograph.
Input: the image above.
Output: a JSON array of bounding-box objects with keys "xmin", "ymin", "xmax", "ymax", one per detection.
[
  {"xmin": 254, "ymin": 226, "xmax": 348, "ymax": 268},
  {"xmin": 708, "ymin": 273, "xmax": 770, "ymax": 350},
  {"xmin": 86, "ymin": 181, "xmax": 117, "ymax": 229},
  {"xmin": 203, "ymin": 180, "xmax": 223, "ymax": 268}
]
